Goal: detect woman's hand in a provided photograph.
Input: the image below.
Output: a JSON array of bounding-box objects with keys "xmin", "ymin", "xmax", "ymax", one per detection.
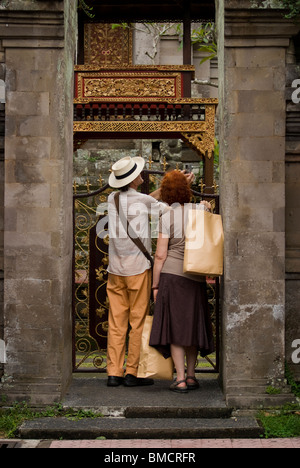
[
  {"xmin": 200, "ymin": 200, "xmax": 212, "ymax": 212},
  {"xmin": 182, "ymin": 170, "xmax": 195, "ymax": 186},
  {"xmin": 153, "ymin": 289, "xmax": 159, "ymax": 303}
]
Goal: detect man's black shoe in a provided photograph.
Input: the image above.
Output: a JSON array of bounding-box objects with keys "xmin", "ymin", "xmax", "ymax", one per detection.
[
  {"xmin": 124, "ymin": 374, "xmax": 154, "ymax": 387},
  {"xmin": 107, "ymin": 376, "xmax": 124, "ymax": 387}
]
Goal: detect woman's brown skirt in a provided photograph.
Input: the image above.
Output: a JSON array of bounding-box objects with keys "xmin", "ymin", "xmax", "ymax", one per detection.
[{"xmin": 149, "ymin": 273, "xmax": 215, "ymax": 359}]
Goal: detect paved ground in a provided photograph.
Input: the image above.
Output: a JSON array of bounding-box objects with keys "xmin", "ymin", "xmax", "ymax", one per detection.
[
  {"xmin": 49, "ymin": 438, "xmax": 300, "ymax": 448},
  {"xmin": 1, "ymin": 438, "xmax": 300, "ymax": 448},
  {"xmin": 63, "ymin": 375, "xmax": 227, "ymax": 415},
  {"xmin": 2, "ymin": 376, "xmax": 299, "ymax": 449}
]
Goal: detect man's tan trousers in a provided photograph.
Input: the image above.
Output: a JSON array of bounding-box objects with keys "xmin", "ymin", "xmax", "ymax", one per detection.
[{"xmin": 106, "ymin": 269, "xmax": 151, "ymax": 377}]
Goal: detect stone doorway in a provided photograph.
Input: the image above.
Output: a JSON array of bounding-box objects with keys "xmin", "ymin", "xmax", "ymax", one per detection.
[
  {"xmin": 1, "ymin": 1, "xmax": 299, "ymax": 410},
  {"xmin": 72, "ymin": 51, "xmax": 220, "ymax": 378}
]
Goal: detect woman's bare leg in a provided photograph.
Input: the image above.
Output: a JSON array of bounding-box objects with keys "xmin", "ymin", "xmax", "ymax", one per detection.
[
  {"xmin": 171, "ymin": 344, "xmax": 186, "ymax": 388},
  {"xmin": 185, "ymin": 346, "xmax": 198, "ymax": 385}
]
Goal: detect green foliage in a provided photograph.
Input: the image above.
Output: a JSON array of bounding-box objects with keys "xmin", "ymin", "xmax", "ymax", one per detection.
[
  {"xmin": 285, "ymin": 363, "xmax": 300, "ymax": 398},
  {"xmin": 258, "ymin": 407, "xmax": 300, "ymax": 439},
  {"xmin": 112, "ymin": 22, "xmax": 217, "ymax": 65},
  {"xmin": 0, "ymin": 402, "xmax": 40, "ymax": 438},
  {"xmin": 266, "ymin": 386, "xmax": 282, "ymax": 395},
  {"xmin": 78, "ymin": 0, "xmax": 95, "ymax": 18},
  {"xmin": 252, "ymin": 0, "xmax": 300, "ymax": 18},
  {"xmin": 281, "ymin": 0, "xmax": 300, "ymax": 18},
  {"xmin": 191, "ymin": 23, "xmax": 217, "ymax": 65},
  {"xmin": 176, "ymin": 22, "xmax": 217, "ymax": 64},
  {"xmin": 258, "ymin": 366, "xmax": 300, "ymax": 439},
  {"xmin": 0, "ymin": 402, "xmax": 103, "ymax": 439},
  {"xmin": 112, "ymin": 23, "xmax": 132, "ymax": 30}
]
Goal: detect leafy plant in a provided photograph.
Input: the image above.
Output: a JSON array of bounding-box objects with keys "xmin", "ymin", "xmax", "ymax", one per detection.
[
  {"xmin": 191, "ymin": 23, "xmax": 217, "ymax": 65},
  {"xmin": 175, "ymin": 22, "xmax": 217, "ymax": 65},
  {"xmin": 0, "ymin": 402, "xmax": 40, "ymax": 438},
  {"xmin": 285, "ymin": 363, "xmax": 300, "ymax": 398},
  {"xmin": 0, "ymin": 402, "xmax": 103, "ymax": 439},
  {"xmin": 251, "ymin": 0, "xmax": 300, "ymax": 18},
  {"xmin": 281, "ymin": 0, "xmax": 300, "ymax": 18},
  {"xmin": 258, "ymin": 407, "xmax": 300, "ymax": 438},
  {"xmin": 258, "ymin": 365, "xmax": 300, "ymax": 439},
  {"xmin": 266, "ymin": 386, "xmax": 282, "ymax": 395},
  {"xmin": 78, "ymin": 0, "xmax": 95, "ymax": 18}
]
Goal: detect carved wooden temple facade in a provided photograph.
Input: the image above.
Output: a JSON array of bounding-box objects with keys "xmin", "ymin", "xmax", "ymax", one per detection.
[{"xmin": 74, "ymin": 7, "xmax": 218, "ymax": 191}]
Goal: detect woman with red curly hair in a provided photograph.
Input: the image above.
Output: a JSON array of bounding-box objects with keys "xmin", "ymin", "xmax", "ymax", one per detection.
[{"xmin": 149, "ymin": 170, "xmax": 215, "ymax": 393}]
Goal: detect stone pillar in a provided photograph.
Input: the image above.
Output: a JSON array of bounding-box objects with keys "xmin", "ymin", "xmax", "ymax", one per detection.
[
  {"xmin": 285, "ymin": 43, "xmax": 300, "ymax": 382},
  {"xmin": 0, "ymin": 1, "xmax": 77, "ymax": 405},
  {"xmin": 217, "ymin": 0, "xmax": 299, "ymax": 407},
  {"xmin": 0, "ymin": 58, "xmax": 4, "ymax": 379}
]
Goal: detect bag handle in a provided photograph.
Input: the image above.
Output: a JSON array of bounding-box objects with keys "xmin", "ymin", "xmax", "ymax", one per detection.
[{"xmin": 114, "ymin": 192, "xmax": 154, "ymax": 268}]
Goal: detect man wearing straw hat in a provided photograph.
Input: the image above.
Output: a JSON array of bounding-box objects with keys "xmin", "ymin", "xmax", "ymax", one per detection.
[{"xmin": 106, "ymin": 155, "xmax": 167, "ymax": 387}]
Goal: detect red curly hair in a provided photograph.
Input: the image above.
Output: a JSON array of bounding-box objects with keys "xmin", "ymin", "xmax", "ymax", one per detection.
[{"xmin": 160, "ymin": 170, "xmax": 191, "ymax": 206}]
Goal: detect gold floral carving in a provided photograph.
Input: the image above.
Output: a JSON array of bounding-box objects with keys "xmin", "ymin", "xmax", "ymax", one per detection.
[
  {"xmin": 84, "ymin": 77, "xmax": 177, "ymax": 99},
  {"xmin": 77, "ymin": 72, "xmax": 182, "ymax": 100},
  {"xmin": 75, "ymin": 65, "xmax": 195, "ymax": 73},
  {"xmin": 181, "ymin": 133, "xmax": 212, "ymax": 159},
  {"xmin": 74, "ymin": 97, "xmax": 218, "ymax": 105},
  {"xmin": 181, "ymin": 105, "xmax": 216, "ymax": 159},
  {"xmin": 84, "ymin": 23, "xmax": 133, "ymax": 67},
  {"xmin": 73, "ymin": 121, "xmax": 207, "ymax": 134},
  {"xmin": 73, "ymin": 101, "xmax": 218, "ymax": 159}
]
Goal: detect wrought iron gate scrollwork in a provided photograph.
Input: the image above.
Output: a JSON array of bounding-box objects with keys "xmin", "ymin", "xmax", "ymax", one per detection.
[
  {"xmin": 72, "ymin": 171, "xmax": 220, "ymax": 373},
  {"xmin": 73, "ymin": 185, "xmax": 112, "ymax": 372}
]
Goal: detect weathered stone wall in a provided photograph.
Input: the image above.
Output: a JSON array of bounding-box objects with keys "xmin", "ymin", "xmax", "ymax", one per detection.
[
  {"xmin": 0, "ymin": 45, "xmax": 4, "ymax": 379},
  {"xmin": 0, "ymin": 0, "xmax": 77, "ymax": 404},
  {"xmin": 73, "ymin": 139, "xmax": 201, "ymax": 189},
  {"xmin": 217, "ymin": 0, "xmax": 300, "ymax": 407}
]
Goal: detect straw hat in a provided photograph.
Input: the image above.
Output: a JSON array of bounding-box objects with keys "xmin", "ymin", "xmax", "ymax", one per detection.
[{"xmin": 109, "ymin": 156, "xmax": 145, "ymax": 188}]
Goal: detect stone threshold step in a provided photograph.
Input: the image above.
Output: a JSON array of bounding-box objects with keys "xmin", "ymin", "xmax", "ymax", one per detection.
[
  {"xmin": 63, "ymin": 405, "xmax": 233, "ymax": 419},
  {"xmin": 124, "ymin": 406, "xmax": 233, "ymax": 419},
  {"xmin": 19, "ymin": 417, "xmax": 263, "ymax": 440}
]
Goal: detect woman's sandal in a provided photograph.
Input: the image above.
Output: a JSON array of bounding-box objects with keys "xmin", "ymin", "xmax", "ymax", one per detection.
[
  {"xmin": 169, "ymin": 379, "xmax": 188, "ymax": 394},
  {"xmin": 186, "ymin": 376, "xmax": 200, "ymax": 390}
]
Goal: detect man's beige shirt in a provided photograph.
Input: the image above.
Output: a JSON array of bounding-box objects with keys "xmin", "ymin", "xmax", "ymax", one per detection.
[{"xmin": 107, "ymin": 188, "xmax": 167, "ymax": 276}]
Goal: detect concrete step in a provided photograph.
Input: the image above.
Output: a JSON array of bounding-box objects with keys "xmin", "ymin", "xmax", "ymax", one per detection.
[
  {"xmin": 62, "ymin": 377, "xmax": 230, "ymax": 419},
  {"xmin": 123, "ymin": 406, "xmax": 232, "ymax": 419},
  {"xmin": 19, "ymin": 416, "xmax": 263, "ymax": 440}
]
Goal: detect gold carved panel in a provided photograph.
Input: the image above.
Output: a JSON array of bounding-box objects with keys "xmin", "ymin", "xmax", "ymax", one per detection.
[
  {"xmin": 181, "ymin": 105, "xmax": 217, "ymax": 159},
  {"xmin": 73, "ymin": 103, "xmax": 217, "ymax": 159},
  {"xmin": 73, "ymin": 120, "xmax": 206, "ymax": 134},
  {"xmin": 84, "ymin": 23, "xmax": 133, "ymax": 67},
  {"xmin": 76, "ymin": 72, "xmax": 182, "ymax": 101}
]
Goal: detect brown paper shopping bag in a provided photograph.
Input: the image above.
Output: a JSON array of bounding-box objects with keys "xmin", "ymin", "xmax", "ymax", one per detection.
[
  {"xmin": 184, "ymin": 209, "xmax": 224, "ymax": 277},
  {"xmin": 137, "ymin": 316, "xmax": 174, "ymax": 381}
]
